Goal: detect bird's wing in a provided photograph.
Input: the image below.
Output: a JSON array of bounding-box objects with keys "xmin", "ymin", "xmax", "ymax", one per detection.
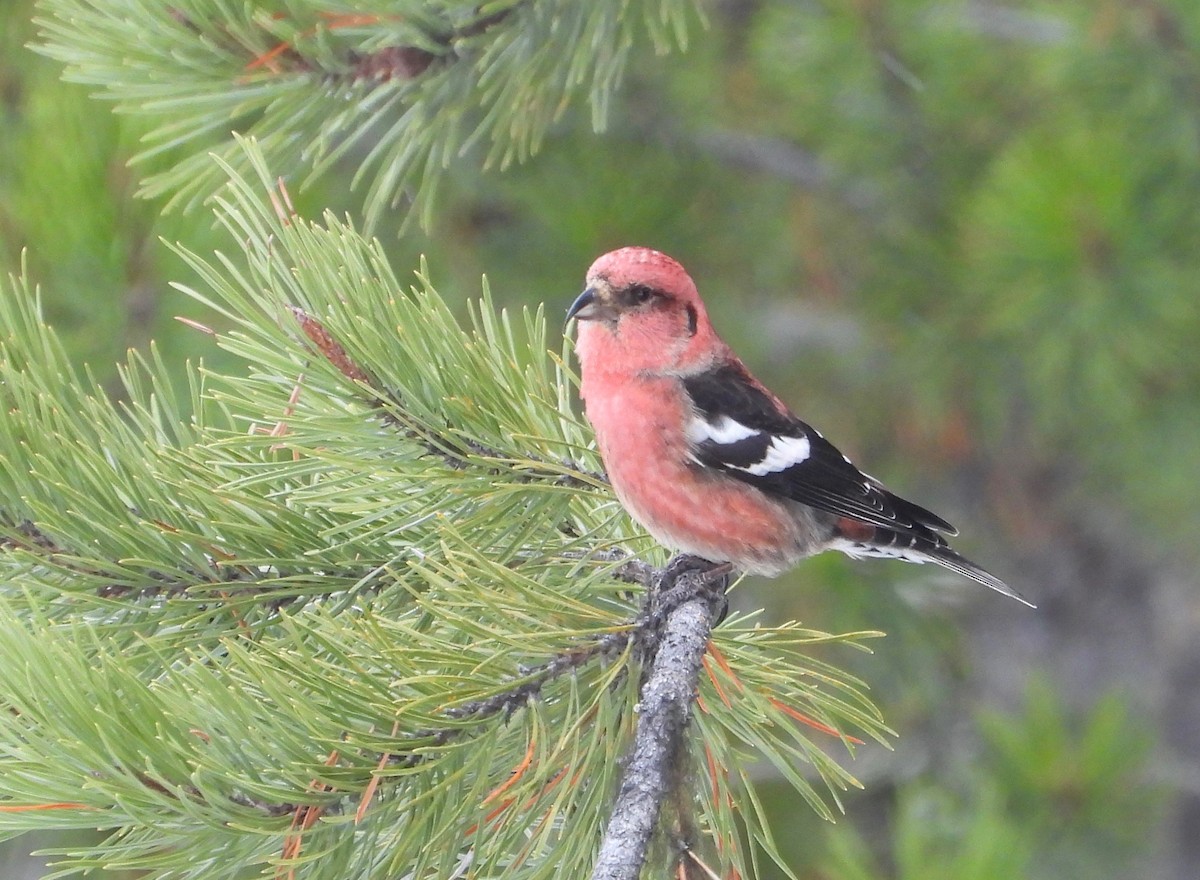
[{"xmin": 682, "ymin": 363, "xmax": 956, "ymax": 535}]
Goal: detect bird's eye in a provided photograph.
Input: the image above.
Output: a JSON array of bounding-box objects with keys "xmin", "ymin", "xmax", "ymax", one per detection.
[{"xmin": 627, "ymin": 284, "xmax": 655, "ymax": 304}]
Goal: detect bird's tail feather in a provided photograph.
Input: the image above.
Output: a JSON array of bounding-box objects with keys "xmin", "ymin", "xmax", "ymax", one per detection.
[
  {"xmin": 923, "ymin": 545, "xmax": 1034, "ymax": 607},
  {"xmin": 831, "ymin": 531, "xmax": 1034, "ymax": 607}
]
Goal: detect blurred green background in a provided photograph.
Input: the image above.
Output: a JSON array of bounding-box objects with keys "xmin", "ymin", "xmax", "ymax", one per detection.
[{"xmin": 2, "ymin": 1, "xmax": 1197, "ymax": 877}]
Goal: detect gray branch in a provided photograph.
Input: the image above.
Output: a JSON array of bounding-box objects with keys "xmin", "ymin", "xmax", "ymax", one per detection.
[
  {"xmin": 591, "ymin": 558, "xmax": 730, "ymax": 880},
  {"xmin": 689, "ymin": 128, "xmax": 883, "ymax": 216}
]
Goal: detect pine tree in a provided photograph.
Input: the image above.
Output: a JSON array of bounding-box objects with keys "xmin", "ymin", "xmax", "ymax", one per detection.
[{"xmin": 1, "ymin": 3, "xmax": 891, "ymax": 874}]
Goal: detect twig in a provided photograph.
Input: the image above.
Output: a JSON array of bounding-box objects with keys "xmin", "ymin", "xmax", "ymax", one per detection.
[
  {"xmin": 231, "ymin": 4, "xmax": 528, "ymax": 81},
  {"xmin": 591, "ymin": 556, "xmax": 731, "ymax": 880},
  {"xmin": 376, "ymin": 406, "xmax": 605, "ymax": 487},
  {"xmin": 556, "ymin": 547, "xmax": 657, "ymax": 589},
  {"xmin": 444, "ymin": 628, "xmax": 636, "ymax": 720}
]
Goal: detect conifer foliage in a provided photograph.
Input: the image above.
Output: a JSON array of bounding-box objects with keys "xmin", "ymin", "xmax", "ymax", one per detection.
[
  {"xmin": 34, "ymin": 0, "xmax": 700, "ymax": 228},
  {"xmin": 0, "ymin": 140, "xmax": 887, "ymax": 878}
]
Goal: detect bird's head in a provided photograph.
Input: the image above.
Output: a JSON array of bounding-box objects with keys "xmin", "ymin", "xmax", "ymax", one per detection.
[{"xmin": 567, "ymin": 247, "xmax": 722, "ymax": 376}]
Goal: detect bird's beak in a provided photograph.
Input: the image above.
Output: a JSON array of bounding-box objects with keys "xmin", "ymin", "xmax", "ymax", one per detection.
[{"xmin": 566, "ymin": 287, "xmax": 600, "ymax": 324}]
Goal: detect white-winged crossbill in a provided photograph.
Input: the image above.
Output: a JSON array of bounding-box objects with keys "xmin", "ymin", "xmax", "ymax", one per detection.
[{"xmin": 567, "ymin": 246, "xmax": 1030, "ymax": 606}]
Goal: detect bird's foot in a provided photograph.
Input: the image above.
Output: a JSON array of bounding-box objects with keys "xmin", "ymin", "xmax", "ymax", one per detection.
[
  {"xmin": 633, "ymin": 555, "xmax": 733, "ymax": 664},
  {"xmin": 653, "ymin": 555, "xmax": 732, "ymax": 618}
]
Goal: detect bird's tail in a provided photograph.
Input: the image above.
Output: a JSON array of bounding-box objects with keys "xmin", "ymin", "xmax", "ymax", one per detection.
[
  {"xmin": 832, "ymin": 527, "xmax": 1034, "ymax": 607},
  {"xmin": 921, "ymin": 544, "xmax": 1034, "ymax": 607}
]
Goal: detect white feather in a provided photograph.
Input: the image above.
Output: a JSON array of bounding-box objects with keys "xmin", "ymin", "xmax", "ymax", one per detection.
[
  {"xmin": 737, "ymin": 435, "xmax": 811, "ymax": 475},
  {"xmin": 685, "ymin": 414, "xmax": 758, "ymax": 445},
  {"xmin": 687, "ymin": 415, "xmax": 811, "ymax": 475},
  {"xmin": 829, "ymin": 538, "xmax": 929, "ymax": 564}
]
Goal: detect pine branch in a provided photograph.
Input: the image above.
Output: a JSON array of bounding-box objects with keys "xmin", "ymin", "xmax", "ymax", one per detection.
[
  {"xmin": 291, "ymin": 304, "xmax": 607, "ymax": 486},
  {"xmin": 35, "ymin": 0, "xmax": 704, "ymax": 227},
  {"xmin": 0, "ymin": 144, "xmax": 891, "ymax": 879},
  {"xmin": 593, "ymin": 556, "xmax": 731, "ymax": 880}
]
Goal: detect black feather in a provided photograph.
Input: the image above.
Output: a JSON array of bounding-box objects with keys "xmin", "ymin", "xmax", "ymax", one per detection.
[{"xmin": 683, "ymin": 363, "xmax": 956, "ymax": 535}]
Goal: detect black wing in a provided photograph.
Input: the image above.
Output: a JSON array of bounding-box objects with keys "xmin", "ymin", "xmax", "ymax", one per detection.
[{"xmin": 682, "ymin": 364, "xmax": 956, "ymax": 535}]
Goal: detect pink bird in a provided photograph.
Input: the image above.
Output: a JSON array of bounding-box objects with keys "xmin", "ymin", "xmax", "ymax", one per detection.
[{"xmin": 567, "ymin": 246, "xmax": 1030, "ymax": 606}]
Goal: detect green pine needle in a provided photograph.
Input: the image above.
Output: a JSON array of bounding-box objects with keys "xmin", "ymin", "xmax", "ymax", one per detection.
[{"xmin": 34, "ymin": 0, "xmax": 704, "ymax": 229}]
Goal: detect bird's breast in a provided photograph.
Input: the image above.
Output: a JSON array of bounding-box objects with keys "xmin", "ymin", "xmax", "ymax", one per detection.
[{"xmin": 581, "ymin": 373, "xmax": 820, "ymax": 574}]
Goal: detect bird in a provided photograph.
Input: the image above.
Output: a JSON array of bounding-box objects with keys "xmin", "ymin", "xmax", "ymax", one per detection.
[{"xmin": 566, "ymin": 246, "xmax": 1031, "ymax": 606}]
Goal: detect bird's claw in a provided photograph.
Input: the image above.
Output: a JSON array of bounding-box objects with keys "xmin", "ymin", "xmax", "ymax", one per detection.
[{"xmin": 650, "ymin": 554, "xmax": 732, "ymax": 624}]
